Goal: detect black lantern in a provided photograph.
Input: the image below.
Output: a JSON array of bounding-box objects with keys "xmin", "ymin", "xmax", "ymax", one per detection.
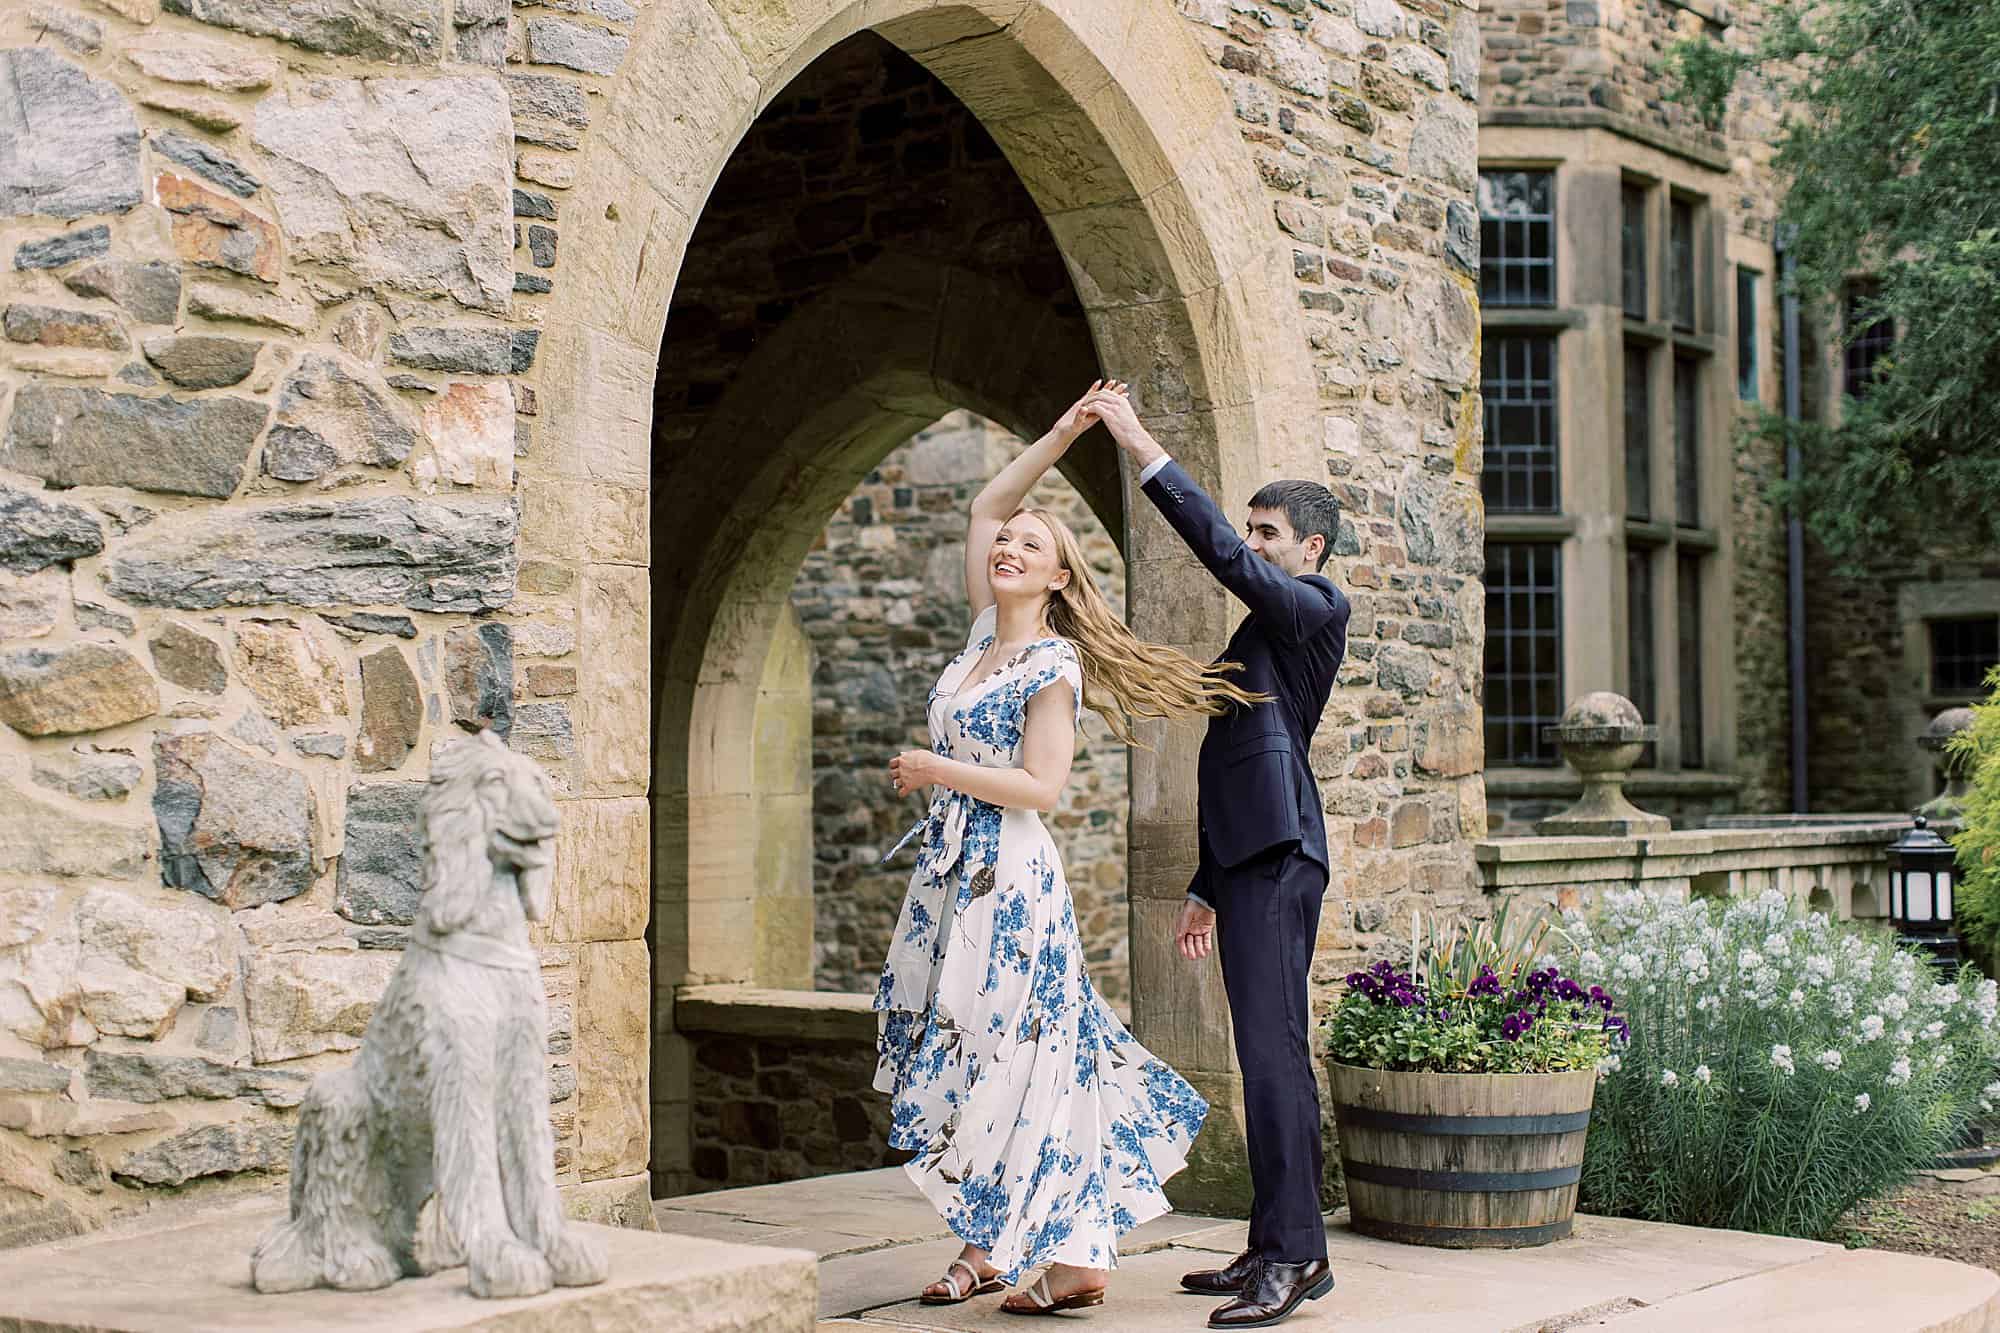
[{"xmin": 1887, "ymin": 812, "xmax": 1958, "ymax": 966}]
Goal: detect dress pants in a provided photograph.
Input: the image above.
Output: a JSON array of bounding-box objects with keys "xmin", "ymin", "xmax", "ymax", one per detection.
[{"xmin": 1213, "ymin": 844, "xmax": 1328, "ymax": 1264}]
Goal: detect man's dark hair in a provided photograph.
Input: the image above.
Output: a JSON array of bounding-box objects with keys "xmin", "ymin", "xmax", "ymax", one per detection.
[{"xmin": 1248, "ymin": 479, "xmax": 1341, "ymax": 571}]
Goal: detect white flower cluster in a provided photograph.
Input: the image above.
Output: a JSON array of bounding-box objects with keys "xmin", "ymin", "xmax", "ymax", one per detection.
[{"xmin": 1558, "ymin": 887, "xmax": 2000, "ymax": 1120}]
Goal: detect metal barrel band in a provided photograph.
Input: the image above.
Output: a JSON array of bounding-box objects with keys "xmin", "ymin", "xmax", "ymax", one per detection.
[
  {"xmin": 1348, "ymin": 1215, "xmax": 1575, "ymax": 1249},
  {"xmin": 1339, "ymin": 1159, "xmax": 1581, "ymax": 1193},
  {"xmin": 1334, "ymin": 1105, "xmax": 1592, "ymax": 1136}
]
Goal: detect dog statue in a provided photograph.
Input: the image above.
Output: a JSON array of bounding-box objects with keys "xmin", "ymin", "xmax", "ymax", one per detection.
[{"xmin": 251, "ymin": 729, "xmax": 609, "ymax": 1298}]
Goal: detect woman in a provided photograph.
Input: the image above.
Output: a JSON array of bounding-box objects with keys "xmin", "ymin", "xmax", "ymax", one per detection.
[{"xmin": 873, "ymin": 381, "xmax": 1264, "ymax": 1315}]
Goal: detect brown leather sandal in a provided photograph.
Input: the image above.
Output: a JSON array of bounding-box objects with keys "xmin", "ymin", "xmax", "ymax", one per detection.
[
  {"xmin": 920, "ymin": 1257, "xmax": 1005, "ymax": 1305},
  {"xmin": 1000, "ymin": 1273, "xmax": 1108, "ymax": 1316}
]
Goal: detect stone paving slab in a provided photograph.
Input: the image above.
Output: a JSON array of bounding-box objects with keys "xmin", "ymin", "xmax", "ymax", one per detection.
[
  {"xmin": 670, "ymin": 1168, "xmax": 2000, "ymax": 1332},
  {"xmin": 658, "ymin": 1168, "xmax": 951, "ymax": 1256},
  {"xmin": 1592, "ymin": 1247, "xmax": 2000, "ymax": 1332},
  {"xmin": 0, "ymin": 1195, "xmax": 817, "ymax": 1332}
]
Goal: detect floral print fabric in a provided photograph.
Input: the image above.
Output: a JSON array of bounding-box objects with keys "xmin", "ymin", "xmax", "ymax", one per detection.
[{"xmin": 873, "ymin": 605, "xmax": 1208, "ymax": 1279}]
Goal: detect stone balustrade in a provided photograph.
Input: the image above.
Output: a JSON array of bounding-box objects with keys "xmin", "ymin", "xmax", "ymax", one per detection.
[{"xmin": 1476, "ymin": 819, "xmax": 1908, "ymax": 921}]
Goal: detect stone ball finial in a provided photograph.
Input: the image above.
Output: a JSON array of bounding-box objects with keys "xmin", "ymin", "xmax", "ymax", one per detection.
[
  {"xmin": 1560, "ymin": 691, "xmax": 1645, "ymax": 730},
  {"xmin": 1919, "ymin": 707, "xmax": 1978, "ymax": 823},
  {"xmin": 1919, "ymin": 707, "xmax": 1975, "ymax": 754},
  {"xmin": 1535, "ymin": 690, "xmax": 1668, "ymax": 837}
]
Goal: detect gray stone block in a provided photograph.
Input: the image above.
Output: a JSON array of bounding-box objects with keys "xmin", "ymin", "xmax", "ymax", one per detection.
[
  {"xmin": 148, "ymin": 130, "xmax": 260, "ymax": 198},
  {"xmin": 1, "ymin": 385, "xmax": 263, "ymax": 499},
  {"xmin": 160, "ymin": 0, "xmax": 444, "ymax": 62},
  {"xmin": 335, "ymin": 781, "xmax": 425, "ymax": 924},
  {"xmin": 63, "ymin": 260, "xmax": 181, "ymax": 325},
  {"xmin": 388, "ymin": 326, "xmax": 514, "ymax": 373},
  {"xmin": 154, "ymin": 730, "xmax": 316, "ymax": 909},
  {"xmin": 0, "ymin": 484, "xmax": 104, "ymax": 574},
  {"xmin": 140, "ymin": 334, "xmax": 259, "ymax": 389},
  {"xmin": 105, "ymin": 497, "xmax": 518, "ymax": 612},
  {"xmin": 0, "ymin": 51, "xmax": 141, "ymax": 219},
  {"xmin": 112, "ymin": 1120, "xmax": 293, "ymax": 1187},
  {"xmin": 13, "ymin": 225, "xmax": 110, "ymax": 270},
  {"xmin": 524, "ymin": 17, "xmax": 629, "ymax": 75},
  {"xmin": 84, "ymin": 1051, "xmax": 309, "ymax": 1108}
]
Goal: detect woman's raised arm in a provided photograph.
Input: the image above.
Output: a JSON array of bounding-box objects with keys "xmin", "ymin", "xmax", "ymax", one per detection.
[{"xmin": 963, "ymin": 382, "xmax": 1107, "ymax": 616}]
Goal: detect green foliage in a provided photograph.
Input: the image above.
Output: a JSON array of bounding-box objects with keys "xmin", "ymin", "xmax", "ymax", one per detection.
[
  {"xmin": 1558, "ymin": 891, "xmax": 2000, "ymax": 1239},
  {"xmin": 1660, "ymin": 35, "xmax": 1752, "ymax": 130},
  {"xmin": 1739, "ymin": 0, "xmax": 2000, "ymax": 568},
  {"xmin": 1411, "ymin": 897, "xmax": 1553, "ymax": 997},
  {"xmin": 1946, "ymin": 667, "xmax": 2000, "ymax": 978},
  {"xmin": 1323, "ymin": 902, "xmax": 1622, "ymax": 1075}
]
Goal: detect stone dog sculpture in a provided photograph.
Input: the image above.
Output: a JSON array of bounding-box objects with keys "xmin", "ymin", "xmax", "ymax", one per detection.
[{"xmin": 251, "ymin": 729, "xmax": 608, "ymax": 1298}]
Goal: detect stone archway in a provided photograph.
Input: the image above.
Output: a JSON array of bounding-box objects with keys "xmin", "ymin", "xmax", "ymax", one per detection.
[
  {"xmin": 657, "ymin": 254, "xmax": 1105, "ymax": 991},
  {"xmin": 530, "ymin": 0, "xmax": 1321, "ymax": 1206}
]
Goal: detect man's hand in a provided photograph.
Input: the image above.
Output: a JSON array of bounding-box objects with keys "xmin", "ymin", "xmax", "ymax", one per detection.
[
  {"xmin": 890, "ymin": 750, "xmax": 940, "ymax": 798},
  {"xmin": 1051, "ymin": 379, "xmax": 1108, "ymax": 443},
  {"xmin": 1081, "ymin": 383, "xmax": 1165, "ymax": 470},
  {"xmin": 1175, "ymin": 897, "xmax": 1217, "ymax": 962},
  {"xmin": 1080, "ymin": 382, "xmax": 1138, "ymax": 439}
]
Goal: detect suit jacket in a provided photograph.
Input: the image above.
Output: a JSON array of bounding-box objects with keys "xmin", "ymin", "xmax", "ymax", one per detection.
[{"xmin": 1140, "ymin": 460, "xmax": 1349, "ymax": 896}]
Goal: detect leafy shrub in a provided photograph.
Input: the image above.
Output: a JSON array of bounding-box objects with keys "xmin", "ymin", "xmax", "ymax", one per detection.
[
  {"xmin": 1324, "ymin": 903, "xmax": 1626, "ymax": 1075},
  {"xmin": 1947, "ymin": 667, "xmax": 2000, "ymax": 978},
  {"xmin": 1555, "ymin": 889, "xmax": 2000, "ymax": 1238}
]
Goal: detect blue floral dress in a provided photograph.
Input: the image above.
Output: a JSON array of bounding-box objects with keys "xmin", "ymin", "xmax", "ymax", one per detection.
[{"xmin": 873, "ymin": 604, "xmax": 1207, "ymax": 1280}]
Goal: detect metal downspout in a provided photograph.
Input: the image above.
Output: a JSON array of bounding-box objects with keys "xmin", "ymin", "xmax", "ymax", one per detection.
[{"xmin": 1779, "ymin": 227, "xmax": 1809, "ymax": 812}]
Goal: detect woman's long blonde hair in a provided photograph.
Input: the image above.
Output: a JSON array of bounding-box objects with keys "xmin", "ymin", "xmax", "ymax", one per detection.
[{"xmin": 1017, "ymin": 507, "xmax": 1269, "ymax": 744}]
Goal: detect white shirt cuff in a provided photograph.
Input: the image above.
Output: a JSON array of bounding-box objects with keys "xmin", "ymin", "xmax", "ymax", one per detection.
[{"xmin": 1137, "ymin": 454, "xmax": 1174, "ymax": 486}]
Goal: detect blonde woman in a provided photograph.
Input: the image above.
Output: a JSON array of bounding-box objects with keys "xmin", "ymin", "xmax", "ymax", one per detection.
[{"xmin": 872, "ymin": 383, "xmax": 1261, "ymax": 1316}]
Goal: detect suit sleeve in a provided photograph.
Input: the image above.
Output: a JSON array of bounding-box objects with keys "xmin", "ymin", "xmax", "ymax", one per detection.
[{"xmin": 1140, "ymin": 459, "xmax": 1345, "ymax": 645}]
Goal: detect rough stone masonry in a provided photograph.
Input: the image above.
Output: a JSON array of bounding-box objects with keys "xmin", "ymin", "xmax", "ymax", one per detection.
[{"xmin": 0, "ymin": 0, "xmax": 1485, "ymax": 1234}]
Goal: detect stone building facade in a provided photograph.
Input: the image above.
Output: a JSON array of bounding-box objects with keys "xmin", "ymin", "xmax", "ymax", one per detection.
[
  {"xmin": 1472, "ymin": 0, "xmax": 1988, "ymax": 834},
  {"xmin": 0, "ymin": 0, "xmax": 1483, "ymax": 1234},
  {"xmin": 796, "ymin": 412, "xmax": 1131, "ymax": 1007}
]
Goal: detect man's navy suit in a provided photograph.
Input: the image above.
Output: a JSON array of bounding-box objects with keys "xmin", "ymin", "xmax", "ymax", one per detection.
[{"xmin": 1141, "ymin": 459, "xmax": 1349, "ymax": 1265}]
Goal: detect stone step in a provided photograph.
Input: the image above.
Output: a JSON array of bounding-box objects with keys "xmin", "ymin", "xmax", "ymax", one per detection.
[{"xmin": 0, "ymin": 1196, "xmax": 816, "ymax": 1332}]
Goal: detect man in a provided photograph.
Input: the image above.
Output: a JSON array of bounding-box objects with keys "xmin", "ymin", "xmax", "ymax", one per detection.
[{"xmin": 1082, "ymin": 384, "xmax": 1348, "ymax": 1330}]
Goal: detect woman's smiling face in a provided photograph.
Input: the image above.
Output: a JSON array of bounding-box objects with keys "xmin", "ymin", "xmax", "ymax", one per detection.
[{"xmin": 988, "ymin": 511, "xmax": 1068, "ymax": 602}]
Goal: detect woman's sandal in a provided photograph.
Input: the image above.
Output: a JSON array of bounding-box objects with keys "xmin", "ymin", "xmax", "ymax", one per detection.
[
  {"xmin": 999, "ymin": 1273, "xmax": 1108, "ymax": 1316},
  {"xmin": 919, "ymin": 1256, "xmax": 1006, "ymax": 1305}
]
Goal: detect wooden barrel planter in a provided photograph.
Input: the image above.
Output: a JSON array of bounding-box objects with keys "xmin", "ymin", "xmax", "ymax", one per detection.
[{"xmin": 1327, "ymin": 1062, "xmax": 1597, "ymax": 1249}]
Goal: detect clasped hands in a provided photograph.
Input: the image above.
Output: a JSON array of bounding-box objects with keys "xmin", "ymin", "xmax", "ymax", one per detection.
[{"xmin": 1054, "ymin": 380, "xmax": 1147, "ymax": 451}]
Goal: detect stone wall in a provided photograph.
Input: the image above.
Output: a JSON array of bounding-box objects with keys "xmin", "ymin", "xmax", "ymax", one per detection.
[
  {"xmin": 794, "ymin": 412, "xmax": 1131, "ymax": 1006},
  {"xmin": 0, "ymin": 0, "xmax": 648, "ymax": 1241},
  {"xmin": 686, "ymin": 1031, "xmax": 899, "ymax": 1189},
  {"xmin": 0, "ymin": 0, "xmax": 1489, "ymax": 1225},
  {"xmin": 1175, "ymin": 0, "xmax": 1491, "ymax": 986}
]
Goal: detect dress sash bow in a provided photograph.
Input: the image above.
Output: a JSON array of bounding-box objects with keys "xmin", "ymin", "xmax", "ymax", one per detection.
[{"xmin": 885, "ymin": 787, "xmax": 970, "ymax": 881}]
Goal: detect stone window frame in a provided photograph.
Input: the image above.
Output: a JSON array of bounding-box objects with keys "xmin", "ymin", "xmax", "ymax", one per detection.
[
  {"xmin": 1897, "ymin": 580, "xmax": 2000, "ymax": 804},
  {"xmin": 1843, "ymin": 280, "xmax": 1895, "ymax": 399},
  {"xmin": 1479, "ymin": 134, "xmax": 1742, "ymax": 802},
  {"xmin": 1621, "ymin": 173, "xmax": 1725, "ymax": 775}
]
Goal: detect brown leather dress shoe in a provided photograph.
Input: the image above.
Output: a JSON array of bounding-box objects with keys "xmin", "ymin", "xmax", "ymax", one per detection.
[
  {"xmin": 1180, "ymin": 1247, "xmax": 1261, "ymax": 1296},
  {"xmin": 1207, "ymin": 1257, "xmax": 1334, "ymax": 1329}
]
